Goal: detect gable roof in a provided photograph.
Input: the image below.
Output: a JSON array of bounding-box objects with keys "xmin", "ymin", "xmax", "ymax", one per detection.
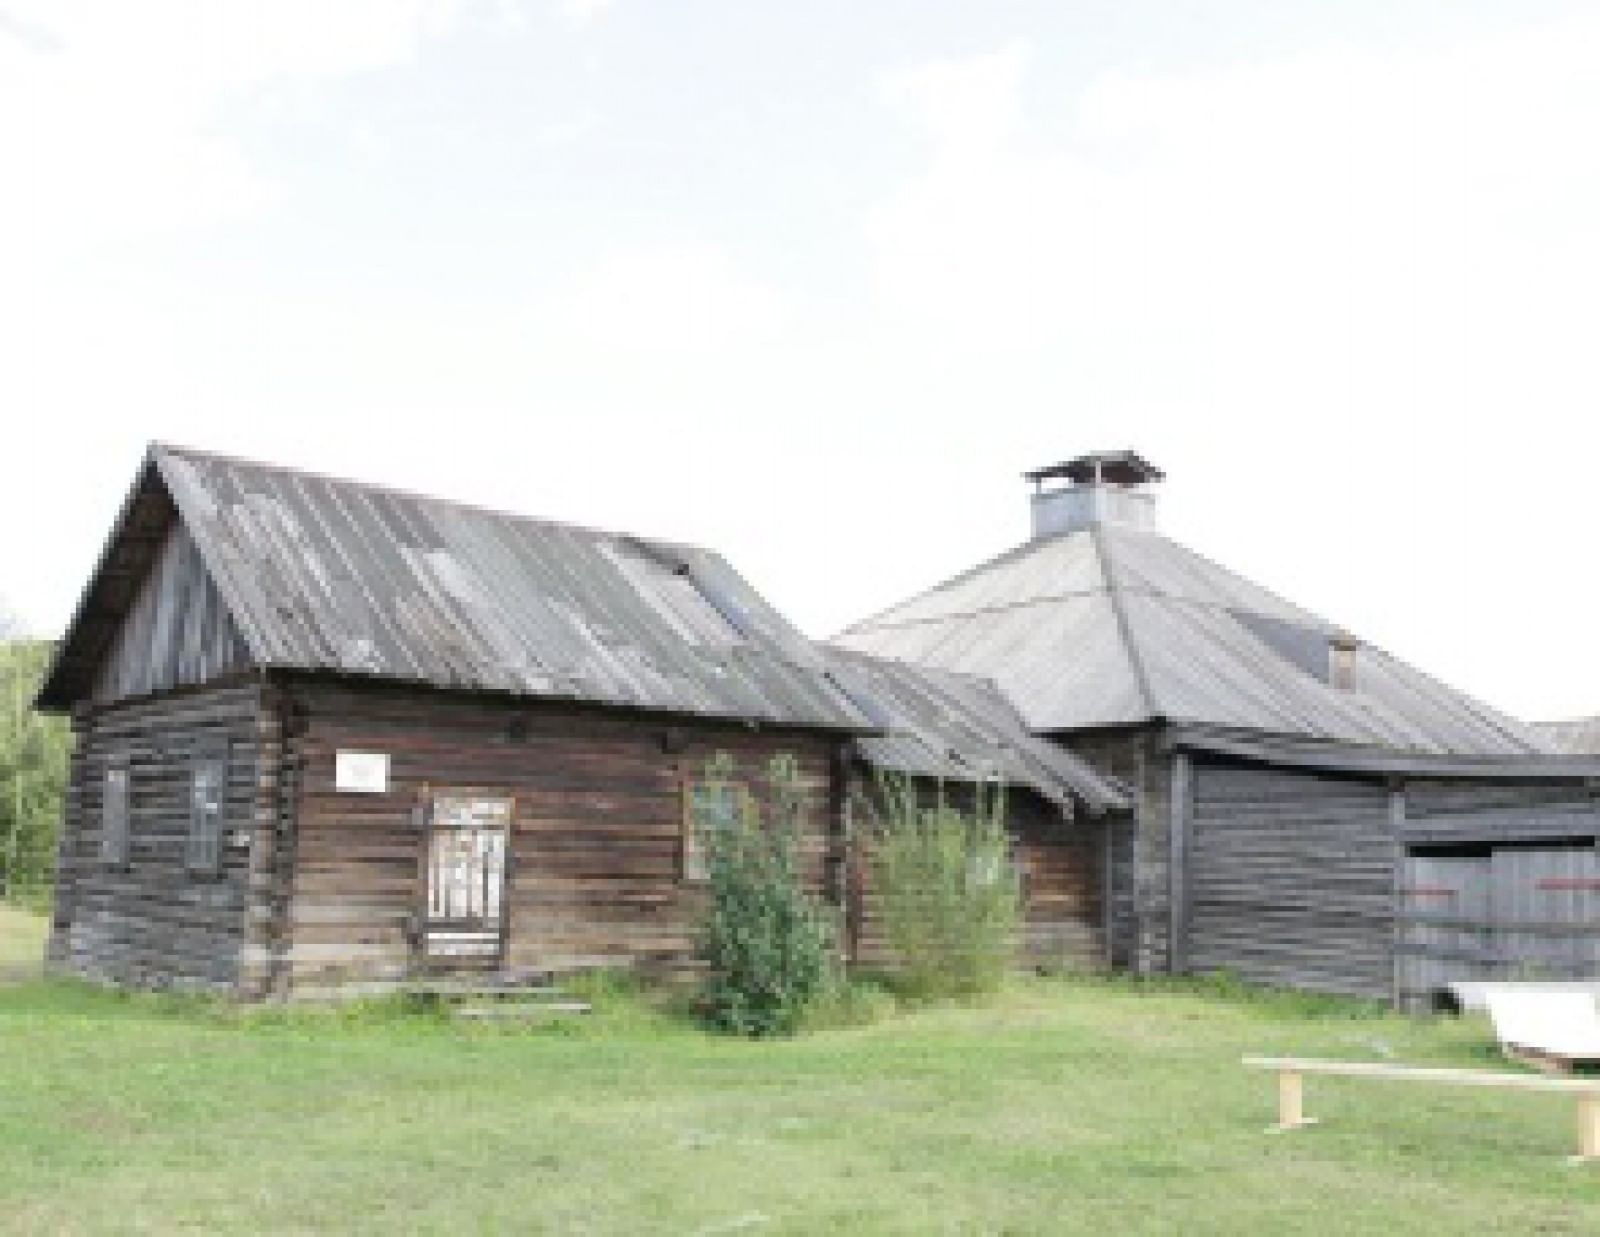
[
  {"xmin": 824, "ymin": 647, "xmax": 1129, "ymax": 814},
  {"xmin": 40, "ymin": 444, "xmax": 871, "ymax": 731},
  {"xmin": 834, "ymin": 522, "xmax": 1552, "ymax": 757}
]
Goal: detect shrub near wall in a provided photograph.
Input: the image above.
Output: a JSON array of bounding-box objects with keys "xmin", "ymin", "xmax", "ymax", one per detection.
[
  {"xmin": 697, "ymin": 754, "xmax": 837, "ymax": 1037},
  {"xmin": 866, "ymin": 775, "xmax": 1020, "ymax": 999}
]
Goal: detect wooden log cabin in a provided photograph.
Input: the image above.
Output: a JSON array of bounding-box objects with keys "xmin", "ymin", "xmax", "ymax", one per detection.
[
  {"xmin": 835, "ymin": 451, "xmax": 1600, "ymax": 1008},
  {"xmin": 36, "ymin": 445, "xmax": 1129, "ymax": 998}
]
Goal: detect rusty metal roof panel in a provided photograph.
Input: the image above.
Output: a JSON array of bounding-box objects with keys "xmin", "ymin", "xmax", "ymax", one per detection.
[
  {"xmin": 151, "ymin": 445, "xmax": 869, "ymax": 731},
  {"xmin": 823, "ymin": 647, "xmax": 1130, "ymax": 813}
]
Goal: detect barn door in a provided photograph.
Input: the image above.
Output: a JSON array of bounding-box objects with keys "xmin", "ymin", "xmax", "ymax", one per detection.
[
  {"xmin": 1491, "ymin": 845, "xmax": 1600, "ymax": 982},
  {"xmin": 1396, "ymin": 852, "xmax": 1490, "ymax": 1009},
  {"xmin": 1398, "ymin": 844, "xmax": 1600, "ymax": 1007},
  {"xmin": 419, "ymin": 791, "xmax": 512, "ymax": 968}
]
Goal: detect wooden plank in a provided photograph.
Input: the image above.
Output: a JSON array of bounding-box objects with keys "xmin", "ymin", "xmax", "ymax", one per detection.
[
  {"xmin": 1247, "ymin": 1055, "xmax": 1600, "ymax": 1161},
  {"xmin": 1168, "ymin": 751, "xmax": 1192, "ymax": 974},
  {"xmin": 1243, "ymin": 1057, "xmax": 1600, "ymax": 1094}
]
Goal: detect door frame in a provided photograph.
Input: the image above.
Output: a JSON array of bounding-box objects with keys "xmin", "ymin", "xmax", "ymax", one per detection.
[{"xmin": 412, "ymin": 785, "xmax": 515, "ymax": 972}]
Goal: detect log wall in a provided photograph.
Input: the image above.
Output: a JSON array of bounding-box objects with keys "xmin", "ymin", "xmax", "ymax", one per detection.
[
  {"xmin": 276, "ymin": 680, "xmax": 840, "ymax": 994},
  {"xmin": 846, "ymin": 778, "xmax": 1109, "ymax": 974},
  {"xmin": 1184, "ymin": 758, "xmax": 1396, "ymax": 1000},
  {"xmin": 48, "ymin": 684, "xmax": 264, "ymax": 991}
]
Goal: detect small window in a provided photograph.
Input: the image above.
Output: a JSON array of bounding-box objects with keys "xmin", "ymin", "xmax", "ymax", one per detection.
[
  {"xmin": 682, "ymin": 779, "xmax": 749, "ymax": 883},
  {"xmin": 186, "ymin": 752, "xmax": 227, "ymax": 875},
  {"xmin": 100, "ymin": 756, "xmax": 130, "ymax": 866}
]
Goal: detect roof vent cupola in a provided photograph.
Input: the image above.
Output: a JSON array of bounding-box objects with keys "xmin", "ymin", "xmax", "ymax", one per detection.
[{"xmin": 1025, "ymin": 450, "xmax": 1164, "ymax": 539}]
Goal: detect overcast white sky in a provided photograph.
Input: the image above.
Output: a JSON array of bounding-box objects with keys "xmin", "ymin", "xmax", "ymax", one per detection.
[{"xmin": 5, "ymin": 1, "xmax": 1600, "ymax": 720}]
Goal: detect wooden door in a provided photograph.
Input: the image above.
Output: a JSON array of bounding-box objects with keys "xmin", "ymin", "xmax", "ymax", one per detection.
[
  {"xmin": 419, "ymin": 791, "xmax": 512, "ymax": 969},
  {"xmin": 1396, "ymin": 852, "xmax": 1491, "ymax": 1009},
  {"xmin": 1491, "ymin": 845, "xmax": 1600, "ymax": 982}
]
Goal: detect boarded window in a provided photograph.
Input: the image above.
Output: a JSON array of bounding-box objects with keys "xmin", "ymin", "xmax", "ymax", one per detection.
[
  {"xmin": 100, "ymin": 756, "xmax": 130, "ymax": 866},
  {"xmin": 682, "ymin": 780, "xmax": 749, "ymax": 882},
  {"xmin": 186, "ymin": 751, "xmax": 227, "ymax": 875}
]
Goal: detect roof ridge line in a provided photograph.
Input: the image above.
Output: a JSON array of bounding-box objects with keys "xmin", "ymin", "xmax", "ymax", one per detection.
[
  {"xmin": 832, "ymin": 533, "xmax": 1067, "ymax": 640},
  {"xmin": 1091, "ymin": 523, "xmax": 1161, "ymax": 722},
  {"xmin": 846, "ymin": 582, "xmax": 1352, "ymax": 639},
  {"xmin": 153, "ymin": 442, "xmax": 709, "ymax": 561},
  {"xmin": 844, "ymin": 586, "xmax": 1112, "ymax": 634}
]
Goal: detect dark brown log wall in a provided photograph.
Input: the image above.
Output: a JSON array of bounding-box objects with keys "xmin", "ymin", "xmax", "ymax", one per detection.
[
  {"xmin": 277, "ymin": 680, "xmax": 840, "ymax": 995},
  {"xmin": 48, "ymin": 684, "xmax": 263, "ymax": 991}
]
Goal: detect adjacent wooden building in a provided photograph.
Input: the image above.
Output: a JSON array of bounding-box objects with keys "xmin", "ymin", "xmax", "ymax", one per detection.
[
  {"xmin": 37, "ymin": 445, "xmax": 1128, "ymax": 998},
  {"xmin": 835, "ymin": 451, "xmax": 1600, "ymax": 1007}
]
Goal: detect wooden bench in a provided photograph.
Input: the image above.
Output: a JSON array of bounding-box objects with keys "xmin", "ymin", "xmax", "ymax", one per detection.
[{"xmin": 1243, "ymin": 1056, "xmax": 1600, "ymax": 1163}]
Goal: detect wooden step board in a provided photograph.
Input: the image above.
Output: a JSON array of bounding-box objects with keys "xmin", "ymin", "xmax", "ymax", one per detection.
[
  {"xmin": 406, "ymin": 982, "xmax": 559, "ymax": 999},
  {"xmin": 402, "ymin": 971, "xmax": 558, "ymax": 998},
  {"xmin": 452, "ymin": 1000, "xmax": 593, "ymax": 1020}
]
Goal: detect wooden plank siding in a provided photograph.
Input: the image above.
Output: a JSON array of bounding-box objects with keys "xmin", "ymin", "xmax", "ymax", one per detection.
[
  {"xmin": 91, "ymin": 521, "xmax": 251, "ymax": 706},
  {"xmin": 48, "ymin": 685, "xmax": 264, "ymax": 991},
  {"xmin": 1401, "ymin": 780, "xmax": 1600, "ymax": 846},
  {"xmin": 274, "ymin": 680, "xmax": 841, "ymax": 994},
  {"xmin": 1184, "ymin": 758, "xmax": 1396, "ymax": 1000},
  {"xmin": 1394, "ymin": 780, "xmax": 1600, "ymax": 1008}
]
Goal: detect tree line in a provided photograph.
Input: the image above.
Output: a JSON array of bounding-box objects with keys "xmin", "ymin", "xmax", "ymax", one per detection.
[{"xmin": 0, "ymin": 637, "xmax": 71, "ymax": 904}]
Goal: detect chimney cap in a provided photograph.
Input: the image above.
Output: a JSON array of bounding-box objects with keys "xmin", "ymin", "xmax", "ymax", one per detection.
[{"xmin": 1024, "ymin": 450, "xmax": 1164, "ymax": 488}]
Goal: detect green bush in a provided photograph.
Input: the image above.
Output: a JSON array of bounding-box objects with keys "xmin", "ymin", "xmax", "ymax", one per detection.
[
  {"xmin": 697, "ymin": 754, "xmax": 837, "ymax": 1037},
  {"xmin": 865, "ymin": 774, "xmax": 1020, "ymax": 999}
]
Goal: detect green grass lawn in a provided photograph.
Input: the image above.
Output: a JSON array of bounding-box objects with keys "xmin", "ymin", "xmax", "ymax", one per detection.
[
  {"xmin": 0, "ymin": 901, "xmax": 48, "ymax": 974},
  {"xmin": 1, "ymin": 911, "xmax": 1597, "ymax": 1235}
]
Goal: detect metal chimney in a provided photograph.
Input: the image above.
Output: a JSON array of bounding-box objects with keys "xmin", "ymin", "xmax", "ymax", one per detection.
[{"xmin": 1025, "ymin": 451, "xmax": 1164, "ymax": 539}]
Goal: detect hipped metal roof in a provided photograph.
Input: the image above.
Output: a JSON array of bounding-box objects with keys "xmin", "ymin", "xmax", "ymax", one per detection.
[{"xmin": 835, "ymin": 522, "xmax": 1554, "ymax": 758}]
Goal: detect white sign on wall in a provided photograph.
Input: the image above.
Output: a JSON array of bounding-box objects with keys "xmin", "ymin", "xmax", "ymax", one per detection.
[{"xmin": 335, "ymin": 750, "xmax": 390, "ymax": 794}]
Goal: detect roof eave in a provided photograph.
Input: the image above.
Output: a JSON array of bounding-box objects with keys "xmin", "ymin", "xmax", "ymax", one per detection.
[{"xmin": 1163, "ymin": 723, "xmax": 1600, "ymax": 780}]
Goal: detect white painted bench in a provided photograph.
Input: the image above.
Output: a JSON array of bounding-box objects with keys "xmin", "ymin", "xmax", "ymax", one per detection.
[
  {"xmin": 1484, "ymin": 990, "xmax": 1600, "ymax": 1073},
  {"xmin": 1242, "ymin": 1056, "xmax": 1600, "ymax": 1163}
]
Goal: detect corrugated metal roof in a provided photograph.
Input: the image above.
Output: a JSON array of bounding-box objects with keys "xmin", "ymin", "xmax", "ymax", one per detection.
[
  {"xmin": 45, "ymin": 445, "xmax": 873, "ymax": 731},
  {"xmin": 823, "ymin": 647, "xmax": 1130, "ymax": 814},
  {"xmin": 836, "ymin": 523, "xmax": 1554, "ymax": 757}
]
